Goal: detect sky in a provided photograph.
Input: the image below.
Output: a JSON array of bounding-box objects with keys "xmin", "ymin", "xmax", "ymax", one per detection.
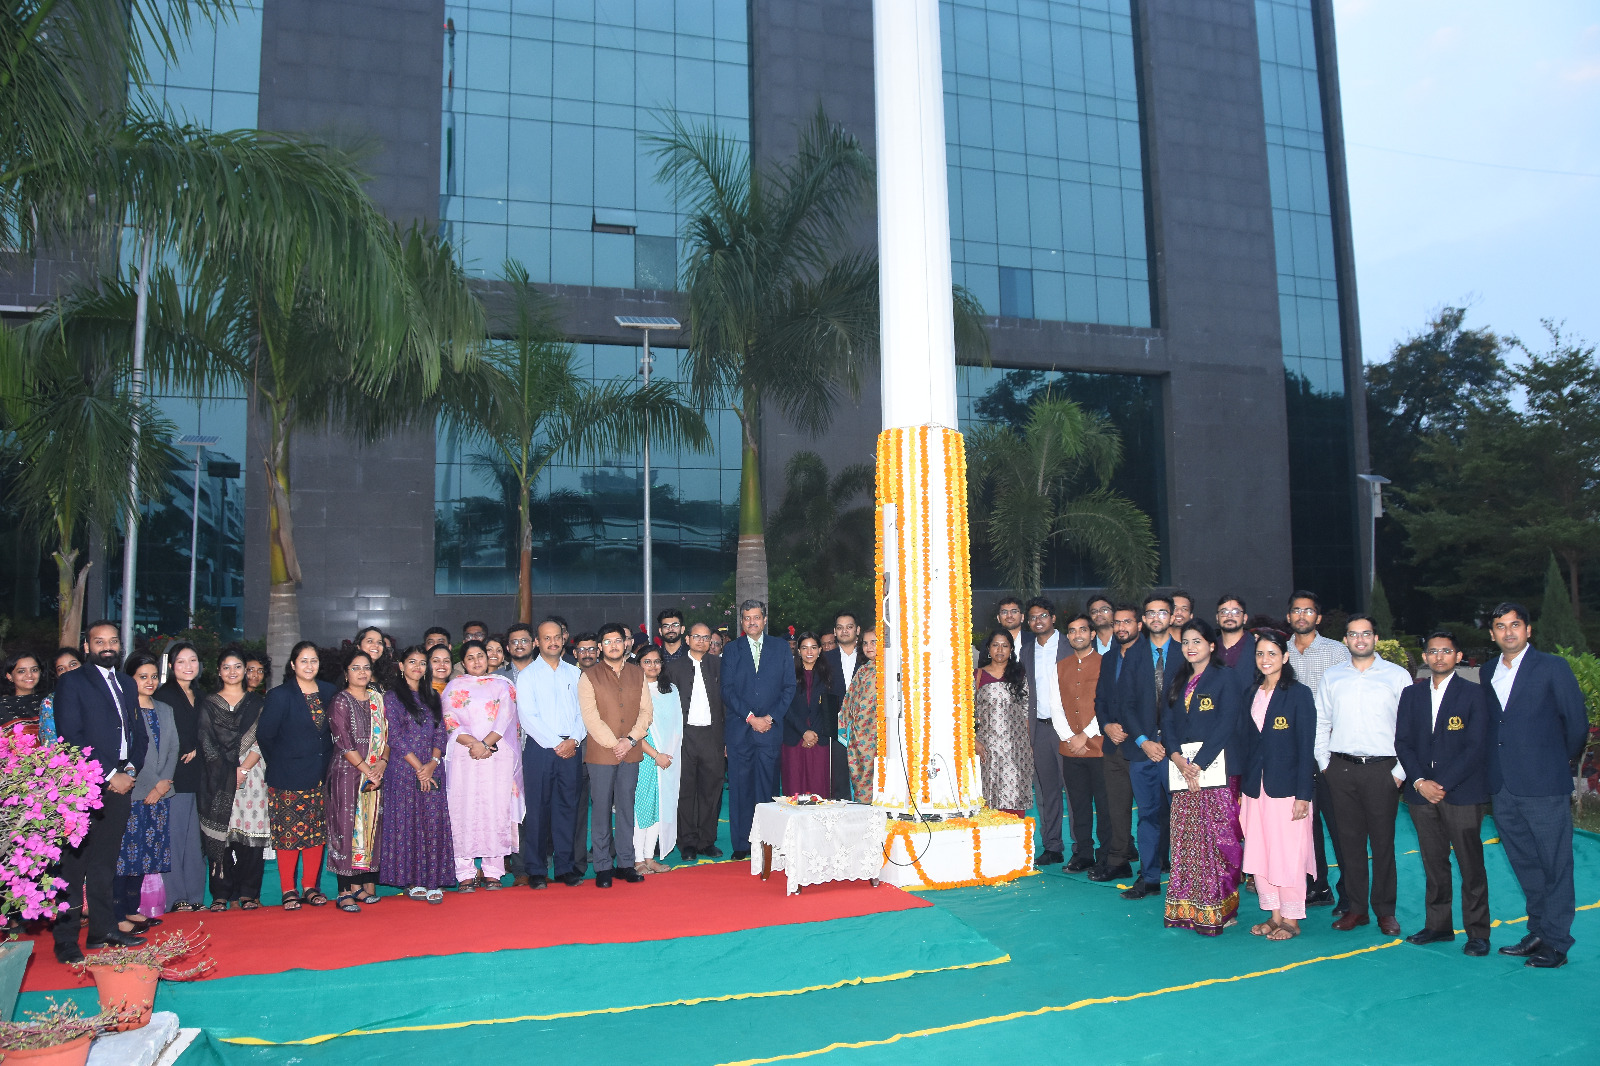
[{"xmin": 1332, "ymin": 0, "xmax": 1600, "ymax": 365}]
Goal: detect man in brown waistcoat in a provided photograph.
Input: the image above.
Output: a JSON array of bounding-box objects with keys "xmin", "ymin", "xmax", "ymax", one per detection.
[
  {"xmin": 578, "ymin": 621, "xmax": 655, "ymax": 887},
  {"xmin": 1055, "ymin": 613, "xmax": 1111, "ymax": 873}
]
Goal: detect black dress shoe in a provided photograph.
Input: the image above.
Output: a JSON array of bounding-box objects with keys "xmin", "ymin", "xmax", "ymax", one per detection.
[
  {"xmin": 1035, "ymin": 849, "xmax": 1064, "ymax": 866},
  {"xmin": 699, "ymin": 846, "xmax": 724, "ymax": 859},
  {"xmin": 1119, "ymin": 880, "xmax": 1160, "ymax": 900},
  {"xmin": 1064, "ymin": 855, "xmax": 1094, "ymax": 873},
  {"xmin": 54, "ymin": 945, "xmax": 85, "ymax": 965},
  {"xmin": 1332, "ymin": 900, "xmax": 1351, "ymax": 918},
  {"xmin": 526, "ymin": 875, "xmax": 548, "ymax": 890},
  {"xmin": 613, "ymin": 866, "xmax": 645, "ymax": 884},
  {"xmin": 679, "ymin": 847, "xmax": 698, "ymax": 862},
  {"xmin": 1463, "ymin": 938, "xmax": 1490, "ymax": 957},
  {"xmin": 1526, "ymin": 949, "xmax": 1568, "ymax": 969},
  {"xmin": 1498, "ymin": 934, "xmax": 1545, "ymax": 957},
  {"xmin": 1405, "ymin": 928, "xmax": 1455, "ymax": 946},
  {"xmin": 86, "ymin": 931, "xmax": 146, "ymax": 950},
  {"xmin": 557, "ymin": 872, "xmax": 584, "ymax": 887},
  {"xmin": 1087, "ymin": 862, "xmax": 1132, "ymax": 882},
  {"xmin": 1306, "ymin": 887, "xmax": 1335, "ymax": 908},
  {"xmin": 594, "ymin": 872, "xmax": 614, "ymax": 888},
  {"xmin": 731, "ymin": 850, "xmax": 751, "ymax": 862}
]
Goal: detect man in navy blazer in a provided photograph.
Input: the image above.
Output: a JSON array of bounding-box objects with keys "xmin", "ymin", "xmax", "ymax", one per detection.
[
  {"xmin": 821, "ymin": 611, "xmax": 864, "ymax": 799},
  {"xmin": 51, "ymin": 621, "xmax": 149, "ymax": 962},
  {"xmin": 1088, "ymin": 605, "xmax": 1141, "ymax": 881},
  {"xmin": 1104, "ymin": 594, "xmax": 1177, "ymax": 899},
  {"xmin": 1481, "ymin": 603, "xmax": 1589, "ymax": 969},
  {"xmin": 1394, "ymin": 631, "xmax": 1493, "ymax": 955},
  {"xmin": 720, "ymin": 600, "xmax": 797, "ymax": 861}
]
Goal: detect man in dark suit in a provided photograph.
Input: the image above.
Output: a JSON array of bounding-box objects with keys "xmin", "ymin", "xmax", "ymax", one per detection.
[
  {"xmin": 51, "ymin": 620, "xmax": 148, "ymax": 963},
  {"xmin": 1017, "ymin": 597, "xmax": 1072, "ymax": 865},
  {"xmin": 720, "ymin": 600, "xmax": 797, "ymax": 861},
  {"xmin": 1089, "ymin": 604, "xmax": 1141, "ymax": 881},
  {"xmin": 1395, "ymin": 630, "xmax": 1493, "ymax": 956},
  {"xmin": 1482, "ymin": 603, "xmax": 1589, "ymax": 969},
  {"xmin": 821, "ymin": 611, "xmax": 864, "ymax": 799},
  {"xmin": 666, "ymin": 623, "xmax": 726, "ymax": 860},
  {"xmin": 1104, "ymin": 594, "xmax": 1175, "ymax": 899}
]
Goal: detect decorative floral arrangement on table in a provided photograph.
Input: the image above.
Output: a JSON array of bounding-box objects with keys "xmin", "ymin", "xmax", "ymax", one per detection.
[
  {"xmin": 0, "ymin": 998, "xmax": 138, "ymax": 1052},
  {"xmin": 0, "ymin": 723, "xmax": 102, "ymax": 923},
  {"xmin": 775, "ymin": 794, "xmax": 826, "ymax": 805},
  {"xmin": 69, "ymin": 925, "xmax": 216, "ymax": 980}
]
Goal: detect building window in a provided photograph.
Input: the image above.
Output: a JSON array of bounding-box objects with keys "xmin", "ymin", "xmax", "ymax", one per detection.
[
  {"xmin": 635, "ymin": 235, "xmax": 676, "ymax": 290},
  {"xmin": 998, "ymin": 266, "xmax": 1033, "ymax": 319},
  {"xmin": 942, "ymin": 0, "xmax": 1152, "ymax": 328}
]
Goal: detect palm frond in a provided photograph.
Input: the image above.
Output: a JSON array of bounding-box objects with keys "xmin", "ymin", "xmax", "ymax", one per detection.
[{"xmin": 1054, "ymin": 489, "xmax": 1159, "ymax": 597}]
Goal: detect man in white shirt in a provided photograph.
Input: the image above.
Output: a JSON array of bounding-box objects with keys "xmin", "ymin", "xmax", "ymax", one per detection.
[
  {"xmin": 665, "ymin": 624, "xmax": 726, "ymax": 860},
  {"xmin": 1018, "ymin": 598, "xmax": 1072, "ymax": 866},
  {"xmin": 822, "ymin": 612, "xmax": 862, "ymax": 800},
  {"xmin": 515, "ymin": 620, "xmax": 587, "ymax": 888},
  {"xmin": 1315, "ymin": 613, "xmax": 1413, "ymax": 935}
]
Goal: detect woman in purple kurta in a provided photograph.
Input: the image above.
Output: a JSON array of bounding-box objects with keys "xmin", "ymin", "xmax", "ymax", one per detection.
[
  {"xmin": 379, "ymin": 646, "xmax": 455, "ymax": 902},
  {"xmin": 326, "ymin": 649, "xmax": 388, "ymax": 911}
]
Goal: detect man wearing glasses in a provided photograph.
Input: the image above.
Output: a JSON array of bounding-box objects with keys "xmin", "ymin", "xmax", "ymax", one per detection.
[
  {"xmin": 1314, "ymin": 614, "xmax": 1411, "ymax": 935},
  {"xmin": 1018, "ymin": 598, "xmax": 1073, "ymax": 866},
  {"xmin": 1284, "ymin": 590, "xmax": 1352, "ymax": 912},
  {"xmin": 665, "ymin": 623, "xmax": 726, "ymax": 860},
  {"xmin": 1215, "ymin": 595, "xmax": 1254, "ymax": 669},
  {"xmin": 1104, "ymin": 594, "xmax": 1176, "ymax": 899},
  {"xmin": 656, "ymin": 610, "xmax": 688, "ymax": 661},
  {"xmin": 720, "ymin": 601, "xmax": 796, "ymax": 861},
  {"xmin": 995, "ymin": 597, "xmax": 1025, "ymax": 650},
  {"xmin": 823, "ymin": 612, "xmax": 863, "ymax": 799},
  {"xmin": 513, "ymin": 620, "xmax": 586, "ymax": 888},
  {"xmin": 578, "ymin": 622, "xmax": 656, "ymax": 887},
  {"xmin": 1085, "ymin": 594, "xmax": 1116, "ymax": 655}
]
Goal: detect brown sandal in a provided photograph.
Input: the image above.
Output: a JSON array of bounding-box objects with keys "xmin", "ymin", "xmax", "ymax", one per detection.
[
  {"xmin": 1250, "ymin": 920, "xmax": 1278, "ymax": 936},
  {"xmin": 1266, "ymin": 921, "xmax": 1300, "ymax": 940}
]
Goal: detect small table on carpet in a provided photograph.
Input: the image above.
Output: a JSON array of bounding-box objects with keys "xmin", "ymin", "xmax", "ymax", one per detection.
[{"xmin": 750, "ymin": 801, "xmax": 888, "ymax": 896}]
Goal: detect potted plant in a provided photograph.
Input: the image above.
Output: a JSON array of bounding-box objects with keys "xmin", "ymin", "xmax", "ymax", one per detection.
[
  {"xmin": 0, "ymin": 999, "xmax": 137, "ymax": 1065},
  {"xmin": 68, "ymin": 926, "xmax": 214, "ymax": 1031},
  {"xmin": 0, "ymin": 724, "xmax": 103, "ymax": 1020}
]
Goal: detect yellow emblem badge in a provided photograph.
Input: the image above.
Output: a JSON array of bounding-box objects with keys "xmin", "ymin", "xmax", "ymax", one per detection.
[
  {"xmin": 1198, "ymin": 696, "xmax": 1215, "ymax": 712},
  {"xmin": 1272, "ymin": 716, "xmax": 1289, "ymax": 730},
  {"xmin": 1447, "ymin": 716, "xmax": 1464, "ymax": 731}
]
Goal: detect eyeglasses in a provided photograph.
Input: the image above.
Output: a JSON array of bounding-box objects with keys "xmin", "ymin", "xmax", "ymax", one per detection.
[
  {"xmin": 1088, "ymin": 606, "xmax": 1112, "ymax": 615},
  {"xmin": 1345, "ymin": 631, "xmax": 1375, "ymax": 640},
  {"xmin": 508, "ymin": 637, "xmax": 532, "ymax": 646},
  {"xmin": 1423, "ymin": 647, "xmax": 1457, "ymax": 656},
  {"xmin": 600, "ymin": 637, "xmax": 625, "ymax": 647},
  {"xmin": 1288, "ymin": 607, "xmax": 1318, "ymax": 617},
  {"xmin": 660, "ymin": 622, "xmax": 683, "ymax": 630},
  {"xmin": 688, "ymin": 633, "xmax": 711, "ymax": 641},
  {"xmin": 1142, "ymin": 610, "xmax": 1170, "ymax": 620},
  {"xmin": 997, "ymin": 607, "xmax": 1022, "ymax": 617},
  {"xmin": 1217, "ymin": 608, "xmax": 1245, "ymax": 617}
]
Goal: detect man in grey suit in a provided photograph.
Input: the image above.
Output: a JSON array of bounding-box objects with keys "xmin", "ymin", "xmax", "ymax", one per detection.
[
  {"xmin": 665, "ymin": 623, "xmax": 726, "ymax": 860},
  {"xmin": 1017, "ymin": 597, "xmax": 1073, "ymax": 866}
]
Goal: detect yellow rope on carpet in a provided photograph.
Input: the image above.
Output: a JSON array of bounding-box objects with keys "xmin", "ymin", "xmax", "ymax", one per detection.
[{"xmin": 219, "ymin": 954, "xmax": 1012, "ymax": 1046}]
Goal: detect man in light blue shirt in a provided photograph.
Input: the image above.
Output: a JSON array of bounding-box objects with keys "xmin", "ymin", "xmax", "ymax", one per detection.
[{"xmin": 516, "ymin": 619, "xmax": 587, "ymax": 888}]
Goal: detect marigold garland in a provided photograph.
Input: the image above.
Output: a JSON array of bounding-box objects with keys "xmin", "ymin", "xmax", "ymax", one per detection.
[{"xmin": 881, "ymin": 814, "xmax": 1036, "ymax": 889}]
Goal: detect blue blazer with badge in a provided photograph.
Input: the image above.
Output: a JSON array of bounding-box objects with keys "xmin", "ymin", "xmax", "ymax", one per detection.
[
  {"xmin": 1104, "ymin": 637, "xmax": 1174, "ymax": 761},
  {"xmin": 720, "ymin": 635, "xmax": 797, "ymax": 751},
  {"xmin": 1394, "ymin": 675, "xmax": 1492, "ymax": 806},
  {"xmin": 1480, "ymin": 647, "xmax": 1588, "ymax": 797},
  {"xmin": 1237, "ymin": 682, "xmax": 1317, "ymax": 801},
  {"xmin": 1157, "ymin": 663, "xmax": 1244, "ymax": 774},
  {"xmin": 53, "ymin": 663, "xmax": 148, "ymax": 778}
]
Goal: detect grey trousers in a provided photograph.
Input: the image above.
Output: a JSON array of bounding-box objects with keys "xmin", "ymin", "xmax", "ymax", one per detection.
[
  {"xmin": 1029, "ymin": 716, "xmax": 1066, "ymax": 853},
  {"xmin": 588, "ymin": 761, "xmax": 640, "ymax": 872},
  {"xmin": 162, "ymin": 794, "xmax": 207, "ymax": 906}
]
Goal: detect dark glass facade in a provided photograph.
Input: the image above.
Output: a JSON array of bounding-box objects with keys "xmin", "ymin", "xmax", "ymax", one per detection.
[
  {"xmin": 434, "ymin": 343, "xmax": 742, "ymax": 596},
  {"xmin": 956, "ymin": 365, "xmax": 1167, "ymax": 589},
  {"xmin": 1255, "ymin": 0, "xmax": 1359, "ymax": 608}
]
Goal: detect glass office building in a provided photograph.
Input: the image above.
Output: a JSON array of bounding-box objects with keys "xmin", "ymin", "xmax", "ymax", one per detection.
[{"xmin": 1254, "ymin": 0, "xmax": 1360, "ymax": 608}]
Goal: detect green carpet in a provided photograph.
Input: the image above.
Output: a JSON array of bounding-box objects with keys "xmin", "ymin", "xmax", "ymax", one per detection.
[{"xmin": 24, "ymin": 812, "xmax": 1598, "ymax": 1065}]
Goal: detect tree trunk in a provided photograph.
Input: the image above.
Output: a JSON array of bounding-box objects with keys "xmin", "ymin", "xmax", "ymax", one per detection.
[
  {"xmin": 517, "ymin": 487, "xmax": 533, "ymax": 625},
  {"xmin": 735, "ymin": 422, "xmax": 768, "ymax": 609},
  {"xmin": 1564, "ymin": 550, "xmax": 1582, "ymax": 621},
  {"xmin": 264, "ymin": 419, "xmax": 302, "ymax": 670},
  {"xmin": 53, "ymin": 547, "xmax": 89, "ymax": 649},
  {"xmin": 267, "ymin": 583, "xmax": 300, "ymax": 678}
]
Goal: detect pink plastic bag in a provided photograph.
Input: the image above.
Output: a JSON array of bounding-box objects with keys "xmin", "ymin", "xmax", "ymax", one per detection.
[{"xmin": 139, "ymin": 873, "xmax": 166, "ymax": 918}]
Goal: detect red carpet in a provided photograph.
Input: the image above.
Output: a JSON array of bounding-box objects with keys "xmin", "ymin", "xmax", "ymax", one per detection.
[{"xmin": 20, "ymin": 862, "xmax": 925, "ymax": 991}]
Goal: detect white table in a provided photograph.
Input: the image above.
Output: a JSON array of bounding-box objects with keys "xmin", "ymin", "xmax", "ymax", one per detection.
[{"xmin": 750, "ymin": 801, "xmax": 888, "ymax": 895}]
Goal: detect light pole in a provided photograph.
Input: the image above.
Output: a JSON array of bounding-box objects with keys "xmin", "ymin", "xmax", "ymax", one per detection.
[
  {"xmin": 1357, "ymin": 473, "xmax": 1390, "ymax": 602},
  {"xmin": 177, "ymin": 435, "xmax": 220, "ymax": 628},
  {"xmin": 614, "ymin": 316, "xmax": 682, "ymax": 633}
]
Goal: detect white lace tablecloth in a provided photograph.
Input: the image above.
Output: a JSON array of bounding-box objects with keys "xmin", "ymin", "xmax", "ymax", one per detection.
[{"xmin": 750, "ymin": 801, "xmax": 888, "ymax": 895}]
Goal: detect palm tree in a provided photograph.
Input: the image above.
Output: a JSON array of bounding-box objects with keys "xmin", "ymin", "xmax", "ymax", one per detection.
[
  {"xmin": 651, "ymin": 108, "xmax": 988, "ymax": 609},
  {"xmin": 968, "ymin": 392, "xmax": 1158, "ymax": 599},
  {"xmin": 445, "ymin": 261, "xmax": 711, "ymax": 623},
  {"xmin": 0, "ymin": 326, "xmax": 177, "ymax": 646},
  {"xmin": 766, "ymin": 450, "xmax": 874, "ymax": 592}
]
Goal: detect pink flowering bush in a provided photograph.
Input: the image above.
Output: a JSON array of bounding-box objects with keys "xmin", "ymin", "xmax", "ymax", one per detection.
[{"xmin": 1, "ymin": 725, "xmax": 103, "ymax": 921}]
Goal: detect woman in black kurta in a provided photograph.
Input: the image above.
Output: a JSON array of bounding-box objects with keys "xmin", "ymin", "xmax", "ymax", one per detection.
[
  {"xmin": 156, "ymin": 641, "xmax": 206, "ymax": 911},
  {"xmin": 781, "ymin": 633, "xmax": 838, "ymax": 796},
  {"xmin": 256, "ymin": 641, "xmax": 337, "ymax": 908},
  {"xmin": 198, "ymin": 652, "xmax": 267, "ymax": 909}
]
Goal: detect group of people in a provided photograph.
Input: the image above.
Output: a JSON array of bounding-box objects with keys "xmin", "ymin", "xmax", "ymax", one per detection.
[
  {"xmin": 975, "ymin": 589, "xmax": 1587, "ymax": 967},
  {"xmin": 21, "ymin": 601, "xmax": 885, "ymax": 964}
]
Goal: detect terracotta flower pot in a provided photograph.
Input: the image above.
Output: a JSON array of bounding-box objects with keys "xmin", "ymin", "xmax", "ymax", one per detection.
[
  {"xmin": 0, "ymin": 1033, "xmax": 92, "ymax": 1064},
  {"xmin": 86, "ymin": 963, "xmax": 158, "ymax": 1031}
]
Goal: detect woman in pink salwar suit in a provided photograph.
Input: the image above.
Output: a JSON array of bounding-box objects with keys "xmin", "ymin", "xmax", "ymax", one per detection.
[{"xmin": 442, "ymin": 641, "xmax": 524, "ymax": 890}]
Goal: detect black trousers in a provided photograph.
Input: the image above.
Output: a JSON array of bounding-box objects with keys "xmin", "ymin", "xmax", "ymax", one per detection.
[
  {"xmin": 112, "ymin": 874, "xmax": 145, "ymax": 921},
  {"xmin": 677, "ymin": 724, "xmax": 725, "ymax": 850},
  {"xmin": 53, "ymin": 789, "xmax": 131, "ymax": 948},
  {"xmin": 1100, "ymin": 745, "xmax": 1136, "ymax": 866},
  {"xmin": 1310, "ymin": 770, "xmax": 1347, "ymax": 901},
  {"xmin": 829, "ymin": 738, "xmax": 851, "ymax": 800},
  {"xmin": 1495, "ymin": 789, "xmax": 1577, "ymax": 953},
  {"xmin": 1029, "ymin": 717, "xmax": 1066, "ymax": 853},
  {"xmin": 1407, "ymin": 799, "xmax": 1490, "ymax": 939},
  {"xmin": 1062, "ymin": 756, "xmax": 1112, "ymax": 862},
  {"xmin": 208, "ymin": 844, "xmax": 264, "ymax": 902},
  {"xmin": 1325, "ymin": 756, "xmax": 1400, "ymax": 918}
]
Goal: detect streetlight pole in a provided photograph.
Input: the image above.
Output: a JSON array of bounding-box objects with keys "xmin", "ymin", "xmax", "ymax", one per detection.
[
  {"xmin": 120, "ymin": 233, "xmax": 152, "ymax": 654},
  {"xmin": 1357, "ymin": 473, "xmax": 1390, "ymax": 604},
  {"xmin": 178, "ymin": 434, "xmax": 220, "ymax": 629},
  {"xmin": 615, "ymin": 316, "xmax": 682, "ymax": 634}
]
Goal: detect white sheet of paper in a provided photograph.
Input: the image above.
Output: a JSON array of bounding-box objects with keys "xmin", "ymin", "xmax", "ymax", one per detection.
[{"xmin": 1168, "ymin": 741, "xmax": 1226, "ymax": 790}]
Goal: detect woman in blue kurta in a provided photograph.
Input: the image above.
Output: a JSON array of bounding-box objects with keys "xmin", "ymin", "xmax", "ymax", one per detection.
[{"xmin": 257, "ymin": 641, "xmax": 337, "ymax": 908}]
